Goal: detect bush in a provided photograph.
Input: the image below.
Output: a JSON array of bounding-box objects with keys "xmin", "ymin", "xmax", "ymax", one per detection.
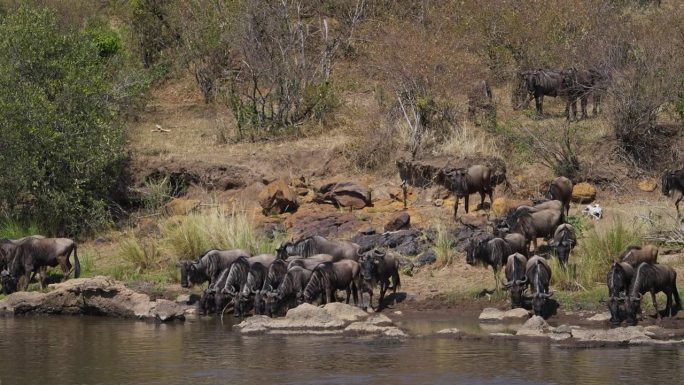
[{"xmin": 432, "ymin": 223, "xmax": 455, "ymax": 267}]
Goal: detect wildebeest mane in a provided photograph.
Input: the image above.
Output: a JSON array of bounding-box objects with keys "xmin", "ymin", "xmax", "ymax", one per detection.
[
  {"xmin": 223, "ymin": 256, "xmax": 249, "ymax": 295},
  {"xmin": 262, "ymin": 259, "xmax": 288, "ymax": 293}
]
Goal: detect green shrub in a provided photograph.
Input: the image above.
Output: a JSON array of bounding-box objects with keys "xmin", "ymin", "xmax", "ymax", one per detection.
[
  {"xmin": 0, "ymin": 220, "xmax": 43, "ymax": 239},
  {"xmin": 433, "ymin": 223, "xmax": 455, "ymax": 267}
]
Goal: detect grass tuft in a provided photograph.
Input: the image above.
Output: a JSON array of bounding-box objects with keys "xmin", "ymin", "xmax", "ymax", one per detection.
[{"xmin": 433, "ymin": 222, "xmax": 455, "ymax": 267}]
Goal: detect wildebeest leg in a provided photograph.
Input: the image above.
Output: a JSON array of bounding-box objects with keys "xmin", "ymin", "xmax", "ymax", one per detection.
[
  {"xmin": 535, "ymin": 95, "xmax": 543, "ymax": 115},
  {"xmin": 593, "ymin": 93, "xmax": 600, "ymax": 116},
  {"xmin": 665, "ymin": 291, "xmax": 673, "ymax": 317},
  {"xmin": 675, "ymin": 195, "xmax": 682, "ymax": 217},
  {"xmin": 464, "ymin": 194, "xmax": 470, "ymax": 214},
  {"xmin": 453, "ymin": 196, "xmax": 460, "ymax": 218},
  {"xmin": 345, "ymin": 286, "xmax": 351, "ymax": 304},
  {"xmin": 351, "ymin": 282, "xmax": 359, "ymax": 306},
  {"xmin": 580, "ymin": 95, "xmax": 588, "ymax": 119},
  {"xmin": 59, "ymin": 252, "xmax": 73, "ymax": 281},
  {"xmin": 651, "ymin": 291, "xmax": 661, "ymax": 321},
  {"xmin": 378, "ymin": 281, "xmax": 388, "ymax": 311},
  {"xmin": 479, "ymin": 191, "xmax": 485, "ymax": 211}
]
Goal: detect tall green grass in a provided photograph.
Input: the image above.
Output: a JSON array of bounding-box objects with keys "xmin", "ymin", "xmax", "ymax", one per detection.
[
  {"xmin": 0, "ymin": 220, "xmax": 43, "ymax": 239},
  {"xmin": 433, "ymin": 222, "xmax": 455, "ymax": 267}
]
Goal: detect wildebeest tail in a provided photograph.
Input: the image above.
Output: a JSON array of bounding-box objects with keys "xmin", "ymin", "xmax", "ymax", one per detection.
[
  {"xmin": 673, "ymin": 276, "xmax": 682, "ymax": 309},
  {"xmin": 73, "ymin": 244, "xmax": 81, "ymax": 278}
]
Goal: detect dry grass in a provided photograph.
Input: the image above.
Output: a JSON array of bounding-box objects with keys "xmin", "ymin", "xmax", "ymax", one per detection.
[{"xmin": 435, "ymin": 122, "xmax": 501, "ymax": 158}]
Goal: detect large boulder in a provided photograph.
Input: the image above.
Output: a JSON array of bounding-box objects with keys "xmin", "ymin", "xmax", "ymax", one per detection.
[
  {"xmin": 285, "ymin": 210, "xmax": 362, "ymax": 239},
  {"xmin": 351, "ymin": 229, "xmax": 428, "ymax": 256},
  {"xmin": 638, "ymin": 179, "xmax": 657, "ymax": 192},
  {"xmin": 165, "ymin": 198, "xmax": 201, "ymax": 216},
  {"xmin": 459, "ymin": 212, "xmax": 489, "ymax": 228},
  {"xmin": 571, "ymin": 183, "xmax": 597, "ymax": 203},
  {"xmin": 258, "ymin": 178, "xmax": 299, "ymax": 215},
  {"xmin": 516, "ymin": 316, "xmax": 550, "ymax": 337},
  {"xmin": 571, "ymin": 326, "xmax": 651, "ymax": 343},
  {"xmin": 314, "ymin": 181, "xmax": 372, "ymax": 209},
  {"xmin": 385, "ymin": 212, "xmax": 411, "ymax": 232}
]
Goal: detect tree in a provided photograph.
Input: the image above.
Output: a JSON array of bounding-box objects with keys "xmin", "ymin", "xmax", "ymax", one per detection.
[{"xmin": 0, "ymin": 7, "xmax": 126, "ymax": 235}]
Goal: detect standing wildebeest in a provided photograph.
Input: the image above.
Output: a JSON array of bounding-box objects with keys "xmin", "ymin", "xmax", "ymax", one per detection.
[
  {"xmin": 549, "ymin": 223, "xmax": 576, "ymax": 267},
  {"xmin": 442, "ymin": 165, "xmax": 494, "ymax": 219},
  {"xmin": 265, "ymin": 266, "xmax": 313, "ymax": 317},
  {"xmin": 465, "ymin": 237, "xmax": 511, "ymax": 292},
  {"xmin": 546, "ymin": 176, "xmax": 573, "ymax": 217},
  {"xmin": 525, "ymin": 256, "xmax": 553, "ymax": 317},
  {"xmin": 287, "ymin": 254, "xmax": 335, "ymax": 270},
  {"xmin": 276, "ymin": 235, "xmax": 360, "ymax": 261},
  {"xmin": 503, "ymin": 253, "xmax": 528, "ymax": 309},
  {"xmin": 661, "ymin": 169, "xmax": 684, "ymax": 216},
  {"xmin": 180, "ymin": 249, "xmax": 250, "ymax": 288},
  {"xmin": 559, "ymin": 68, "xmax": 594, "ymax": 121},
  {"xmin": 235, "ymin": 262, "xmax": 270, "ymax": 318},
  {"xmin": 605, "ymin": 262, "xmax": 634, "ymax": 326},
  {"xmin": 513, "ymin": 69, "xmax": 563, "ymax": 115},
  {"xmin": 255, "ymin": 259, "xmax": 290, "ymax": 315},
  {"xmin": 620, "ymin": 245, "xmax": 658, "ymax": 267},
  {"xmin": 358, "ymin": 249, "xmax": 401, "ymax": 311},
  {"xmin": 505, "ymin": 200, "xmax": 564, "ymax": 252},
  {"xmin": 467, "ymin": 80, "xmax": 496, "ymax": 125},
  {"xmin": 588, "ymin": 66, "xmax": 609, "ymax": 116},
  {"xmin": 301, "ymin": 260, "xmax": 361, "ymax": 305},
  {"xmin": 4, "ymin": 237, "xmax": 81, "ymax": 292},
  {"xmin": 624, "ymin": 262, "xmax": 681, "ymax": 325}
]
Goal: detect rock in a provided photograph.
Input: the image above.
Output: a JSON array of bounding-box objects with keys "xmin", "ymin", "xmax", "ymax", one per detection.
[
  {"xmin": 175, "ymin": 294, "xmax": 192, "ymax": 305},
  {"xmin": 384, "ymin": 212, "xmax": 411, "ymax": 232},
  {"xmin": 479, "ymin": 308, "xmax": 505, "ymax": 322},
  {"xmin": 393, "ymin": 311, "xmax": 403, "ymax": 316},
  {"xmin": 550, "ymin": 333, "xmax": 572, "ymax": 341},
  {"xmin": 366, "ymin": 314, "xmax": 393, "ymax": 326},
  {"xmin": 503, "ymin": 308, "xmax": 530, "ymax": 321},
  {"xmin": 454, "ymin": 227, "xmax": 487, "ymax": 252},
  {"xmin": 554, "ymin": 324, "xmax": 573, "ymax": 334},
  {"xmin": 270, "ymin": 303, "xmax": 346, "ymax": 330},
  {"xmin": 436, "ymin": 328, "xmax": 463, "ymax": 336},
  {"xmin": 352, "ymin": 229, "xmax": 427, "ymax": 256},
  {"xmin": 571, "ymin": 326, "xmax": 651, "ymax": 343},
  {"xmin": 323, "ymin": 302, "xmax": 369, "ymax": 323},
  {"xmin": 571, "ymin": 183, "xmax": 597, "ymax": 203},
  {"xmin": 459, "ymin": 212, "xmax": 489, "ymax": 228},
  {"xmin": 314, "ymin": 181, "xmax": 371, "ymax": 209},
  {"xmin": 414, "ymin": 250, "xmax": 437, "ymax": 266},
  {"xmin": 638, "ymin": 179, "xmax": 657, "ymax": 192},
  {"xmin": 586, "ymin": 312, "xmax": 611, "ymax": 322},
  {"xmin": 431, "ymin": 186, "xmax": 451, "ymax": 200},
  {"xmin": 286, "ymin": 210, "xmax": 361, "ymax": 239},
  {"xmin": 258, "ymin": 178, "xmax": 299, "ymax": 215},
  {"xmin": 491, "ymin": 198, "xmax": 534, "ymax": 217},
  {"xmin": 433, "ymin": 199, "xmax": 444, "ymax": 207},
  {"xmin": 165, "ymin": 198, "xmax": 201, "ymax": 216},
  {"xmin": 344, "ymin": 322, "xmax": 406, "ymax": 338},
  {"xmin": 516, "ymin": 316, "xmax": 550, "ymax": 337},
  {"xmin": 0, "ymin": 277, "xmax": 185, "ymax": 322}
]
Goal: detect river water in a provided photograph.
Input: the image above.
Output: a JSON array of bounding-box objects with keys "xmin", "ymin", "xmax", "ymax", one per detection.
[{"xmin": 0, "ymin": 315, "xmax": 683, "ymax": 385}]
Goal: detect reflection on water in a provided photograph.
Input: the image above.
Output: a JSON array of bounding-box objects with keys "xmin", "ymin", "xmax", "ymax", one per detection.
[{"xmin": 0, "ymin": 316, "xmax": 682, "ymax": 385}]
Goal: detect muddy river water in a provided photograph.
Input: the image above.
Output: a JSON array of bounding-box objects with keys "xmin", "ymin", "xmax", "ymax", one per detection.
[{"xmin": 0, "ymin": 315, "xmax": 683, "ymax": 385}]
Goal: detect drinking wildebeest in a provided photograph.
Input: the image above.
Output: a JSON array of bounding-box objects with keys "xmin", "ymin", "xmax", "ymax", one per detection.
[
  {"xmin": 441, "ymin": 164, "xmax": 494, "ymax": 219},
  {"xmin": 525, "ymin": 256, "xmax": 553, "ymax": 317},
  {"xmin": 620, "ymin": 245, "xmax": 658, "ymax": 267},
  {"xmin": 504, "ymin": 200, "xmax": 564, "ymax": 252},
  {"xmin": 559, "ymin": 68, "xmax": 593, "ymax": 120},
  {"xmin": 276, "ymin": 235, "xmax": 361, "ymax": 261},
  {"xmin": 503, "ymin": 253, "xmax": 528, "ymax": 309},
  {"xmin": 624, "ymin": 262, "xmax": 681, "ymax": 325},
  {"xmin": 358, "ymin": 249, "xmax": 401, "ymax": 311},
  {"xmin": 256, "ymin": 259, "xmax": 290, "ymax": 315},
  {"xmin": 467, "ymin": 80, "xmax": 496, "ymax": 125},
  {"xmin": 4, "ymin": 237, "xmax": 81, "ymax": 292},
  {"xmin": 661, "ymin": 168, "xmax": 684, "ymax": 216},
  {"xmin": 512, "ymin": 69, "xmax": 563, "ymax": 115},
  {"xmin": 300, "ymin": 260, "xmax": 361, "ymax": 305},
  {"xmin": 180, "ymin": 248, "xmax": 250, "ymax": 288},
  {"xmin": 0, "ymin": 236, "xmax": 45, "ymax": 270},
  {"xmin": 218, "ymin": 254, "xmax": 276, "ymax": 312},
  {"xmin": 546, "ymin": 176, "xmax": 573, "ymax": 217},
  {"xmin": 287, "ymin": 253, "xmax": 334, "ymax": 270},
  {"xmin": 265, "ymin": 266, "xmax": 313, "ymax": 317},
  {"xmin": 604, "ymin": 262, "xmax": 634, "ymax": 326},
  {"xmin": 235, "ymin": 262, "xmax": 269, "ymax": 318},
  {"xmin": 465, "ymin": 236, "xmax": 511, "ymax": 292},
  {"xmin": 549, "ymin": 223, "xmax": 576, "ymax": 267}
]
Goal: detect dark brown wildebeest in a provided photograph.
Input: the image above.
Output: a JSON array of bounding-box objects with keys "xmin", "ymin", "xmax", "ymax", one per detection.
[
  {"xmin": 180, "ymin": 248, "xmax": 250, "ymax": 288},
  {"xmin": 504, "ymin": 200, "xmax": 564, "ymax": 252},
  {"xmin": 620, "ymin": 245, "xmax": 658, "ymax": 267},
  {"xmin": 442, "ymin": 164, "xmax": 494, "ymax": 219},
  {"xmin": 549, "ymin": 223, "xmax": 576, "ymax": 267},
  {"xmin": 546, "ymin": 176, "xmax": 573, "ymax": 217},
  {"xmin": 467, "ymin": 80, "xmax": 496, "ymax": 125},
  {"xmin": 624, "ymin": 262, "xmax": 680, "ymax": 325},
  {"xmin": 525, "ymin": 255, "xmax": 553, "ymax": 317},
  {"xmin": 255, "ymin": 259, "xmax": 290, "ymax": 315},
  {"xmin": 276, "ymin": 235, "xmax": 361, "ymax": 261},
  {"xmin": 235, "ymin": 262, "xmax": 270, "ymax": 318},
  {"xmin": 264, "ymin": 266, "xmax": 313, "ymax": 317},
  {"xmin": 503, "ymin": 253, "xmax": 528, "ymax": 309},
  {"xmin": 559, "ymin": 68, "xmax": 594, "ymax": 121},
  {"xmin": 216, "ymin": 254, "xmax": 276, "ymax": 313},
  {"xmin": 604, "ymin": 262, "xmax": 634, "ymax": 326},
  {"xmin": 465, "ymin": 236, "xmax": 511, "ymax": 292},
  {"xmin": 512, "ymin": 69, "xmax": 563, "ymax": 115},
  {"xmin": 358, "ymin": 249, "xmax": 401, "ymax": 311},
  {"xmin": 588, "ymin": 66, "xmax": 610, "ymax": 116},
  {"xmin": 661, "ymin": 169, "xmax": 684, "ymax": 216},
  {"xmin": 301, "ymin": 260, "xmax": 361, "ymax": 305},
  {"xmin": 5, "ymin": 237, "xmax": 80, "ymax": 292}
]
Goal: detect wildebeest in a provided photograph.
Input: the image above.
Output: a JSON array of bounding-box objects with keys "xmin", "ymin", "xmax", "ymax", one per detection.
[
  {"xmin": 546, "ymin": 176, "xmax": 573, "ymax": 217},
  {"xmin": 301, "ymin": 260, "xmax": 361, "ymax": 305},
  {"xmin": 503, "ymin": 253, "xmax": 528, "ymax": 309},
  {"xmin": 624, "ymin": 262, "xmax": 681, "ymax": 325},
  {"xmin": 0, "ymin": 236, "xmax": 45, "ymax": 270},
  {"xmin": 465, "ymin": 236, "xmax": 511, "ymax": 292},
  {"xmin": 525, "ymin": 256, "xmax": 553, "ymax": 317},
  {"xmin": 620, "ymin": 245, "xmax": 658, "ymax": 267},
  {"xmin": 180, "ymin": 249, "xmax": 250, "ymax": 288},
  {"xmin": 276, "ymin": 235, "xmax": 360, "ymax": 261},
  {"xmin": 287, "ymin": 253, "xmax": 334, "ymax": 270},
  {"xmin": 588, "ymin": 66, "xmax": 610, "ymax": 116},
  {"xmin": 265, "ymin": 266, "xmax": 313, "ymax": 317},
  {"xmin": 661, "ymin": 168, "xmax": 684, "ymax": 216},
  {"xmin": 218, "ymin": 254, "xmax": 276, "ymax": 311},
  {"xmin": 549, "ymin": 224, "xmax": 576, "ymax": 267},
  {"xmin": 505, "ymin": 200, "xmax": 564, "ymax": 252},
  {"xmin": 256, "ymin": 259, "xmax": 290, "ymax": 315},
  {"xmin": 504, "ymin": 233, "xmax": 529, "ymax": 256},
  {"xmin": 442, "ymin": 164, "xmax": 494, "ymax": 219},
  {"xmin": 467, "ymin": 80, "xmax": 496, "ymax": 125},
  {"xmin": 512, "ymin": 69, "xmax": 563, "ymax": 115},
  {"xmin": 235, "ymin": 262, "xmax": 269, "ymax": 317},
  {"xmin": 358, "ymin": 249, "xmax": 401, "ymax": 311},
  {"xmin": 605, "ymin": 262, "xmax": 634, "ymax": 326},
  {"xmin": 559, "ymin": 68, "xmax": 593, "ymax": 121},
  {"xmin": 4, "ymin": 237, "xmax": 81, "ymax": 292}
]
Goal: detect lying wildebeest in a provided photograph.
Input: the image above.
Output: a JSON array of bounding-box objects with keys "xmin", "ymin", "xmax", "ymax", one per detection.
[
  {"xmin": 620, "ymin": 245, "xmax": 658, "ymax": 267},
  {"xmin": 441, "ymin": 164, "xmax": 494, "ymax": 219},
  {"xmin": 465, "ymin": 236, "xmax": 511, "ymax": 292},
  {"xmin": 512, "ymin": 69, "xmax": 563, "ymax": 115},
  {"xmin": 301, "ymin": 260, "xmax": 361, "ymax": 305},
  {"xmin": 624, "ymin": 262, "xmax": 681, "ymax": 325},
  {"xmin": 287, "ymin": 253, "xmax": 335, "ymax": 270},
  {"xmin": 265, "ymin": 266, "xmax": 313, "ymax": 317},
  {"xmin": 549, "ymin": 223, "xmax": 576, "ymax": 267},
  {"xmin": 546, "ymin": 176, "xmax": 573, "ymax": 217},
  {"xmin": 276, "ymin": 235, "xmax": 360, "ymax": 261},
  {"xmin": 605, "ymin": 262, "xmax": 634, "ymax": 326},
  {"xmin": 525, "ymin": 256, "xmax": 553, "ymax": 317},
  {"xmin": 661, "ymin": 168, "xmax": 684, "ymax": 216},
  {"xmin": 4, "ymin": 237, "xmax": 81, "ymax": 292},
  {"xmin": 467, "ymin": 80, "xmax": 496, "ymax": 125},
  {"xmin": 358, "ymin": 249, "xmax": 401, "ymax": 311},
  {"xmin": 559, "ymin": 68, "xmax": 593, "ymax": 121},
  {"xmin": 180, "ymin": 248, "xmax": 250, "ymax": 288},
  {"xmin": 235, "ymin": 262, "xmax": 270, "ymax": 317},
  {"xmin": 503, "ymin": 253, "xmax": 528, "ymax": 309},
  {"xmin": 505, "ymin": 200, "xmax": 564, "ymax": 252}
]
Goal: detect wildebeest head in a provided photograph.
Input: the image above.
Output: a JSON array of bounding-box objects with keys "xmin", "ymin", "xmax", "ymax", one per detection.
[
  {"xmin": 234, "ymin": 292, "xmax": 252, "ymax": 318},
  {"xmin": 661, "ymin": 170, "xmax": 674, "ymax": 196},
  {"xmin": 606, "ymin": 262, "xmax": 628, "ymax": 325},
  {"xmin": 253, "ymin": 291, "xmax": 266, "ymax": 315},
  {"xmin": 275, "ymin": 241, "xmax": 293, "ymax": 260},
  {"xmin": 1, "ymin": 269, "xmax": 17, "ymax": 295},
  {"xmin": 180, "ymin": 261, "xmax": 203, "ymax": 288},
  {"xmin": 442, "ymin": 168, "xmax": 469, "ymax": 196},
  {"xmin": 465, "ymin": 237, "xmax": 489, "ymax": 266},
  {"xmin": 198, "ymin": 290, "xmax": 215, "ymax": 315},
  {"xmin": 359, "ymin": 249, "xmax": 386, "ymax": 281},
  {"xmin": 550, "ymin": 233, "xmax": 575, "ymax": 267},
  {"xmin": 531, "ymin": 291, "xmax": 553, "ymax": 317},
  {"xmin": 624, "ymin": 292, "xmax": 643, "ymax": 326}
]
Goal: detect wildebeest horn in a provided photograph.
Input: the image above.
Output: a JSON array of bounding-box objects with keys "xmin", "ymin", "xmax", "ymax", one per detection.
[
  {"xmin": 544, "ymin": 290, "xmax": 554, "ymax": 298},
  {"xmin": 266, "ymin": 292, "xmax": 278, "ymax": 298},
  {"xmin": 634, "ymin": 292, "xmax": 643, "ymax": 301},
  {"xmin": 518, "ymin": 276, "xmax": 528, "ymax": 285},
  {"xmin": 502, "ymin": 279, "xmax": 512, "ymax": 288}
]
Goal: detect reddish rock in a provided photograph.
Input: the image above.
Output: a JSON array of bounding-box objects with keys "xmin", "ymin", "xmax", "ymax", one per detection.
[
  {"xmin": 384, "ymin": 212, "xmax": 411, "ymax": 232},
  {"xmin": 314, "ymin": 181, "xmax": 372, "ymax": 209},
  {"xmin": 258, "ymin": 179, "xmax": 299, "ymax": 215}
]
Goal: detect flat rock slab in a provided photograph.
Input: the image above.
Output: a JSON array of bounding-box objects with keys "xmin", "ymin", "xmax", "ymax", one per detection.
[
  {"xmin": 479, "ymin": 307, "xmax": 531, "ymax": 322},
  {"xmin": 586, "ymin": 312, "xmax": 611, "ymax": 322}
]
